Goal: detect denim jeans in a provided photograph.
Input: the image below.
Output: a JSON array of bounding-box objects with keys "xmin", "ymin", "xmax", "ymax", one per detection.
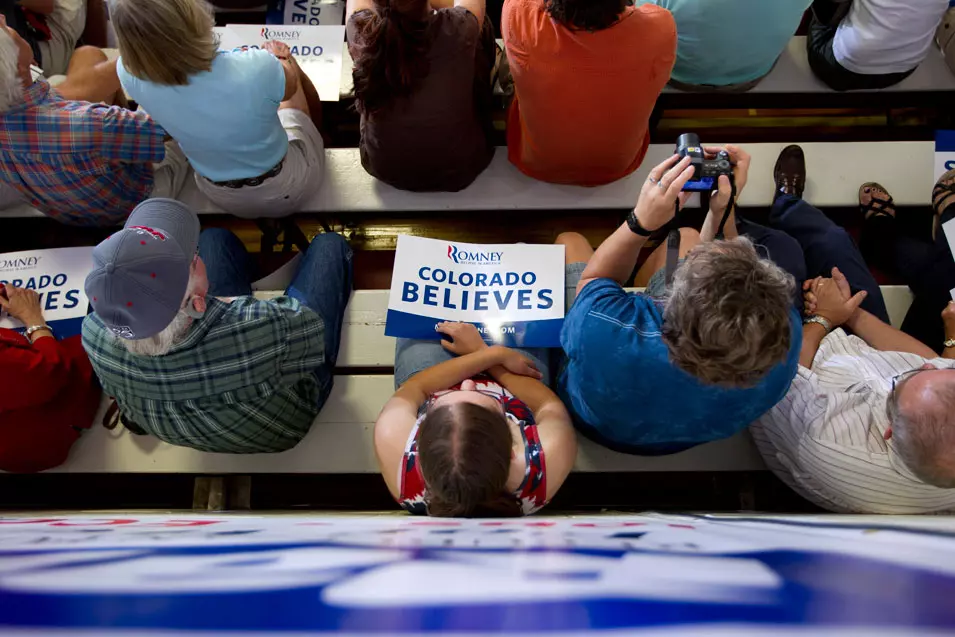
[
  {"xmin": 198, "ymin": 228, "xmax": 354, "ymax": 396},
  {"xmin": 766, "ymin": 194, "xmax": 890, "ymax": 323},
  {"xmin": 861, "ymin": 207, "xmax": 955, "ymax": 352},
  {"xmin": 807, "ymin": 17, "xmax": 916, "ymax": 91}
]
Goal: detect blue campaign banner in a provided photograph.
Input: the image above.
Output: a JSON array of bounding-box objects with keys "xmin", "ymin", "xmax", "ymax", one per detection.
[
  {"xmin": 0, "ymin": 247, "xmax": 93, "ymax": 339},
  {"xmin": 385, "ymin": 236, "xmax": 566, "ymax": 348},
  {"xmin": 0, "ymin": 513, "xmax": 954, "ymax": 635},
  {"xmin": 935, "ymin": 130, "xmax": 955, "ymax": 179},
  {"xmin": 266, "ymin": 0, "xmax": 345, "ymax": 26}
]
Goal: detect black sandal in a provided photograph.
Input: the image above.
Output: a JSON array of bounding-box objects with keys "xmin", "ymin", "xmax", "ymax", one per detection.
[
  {"xmin": 859, "ymin": 182, "xmax": 895, "ymax": 220},
  {"xmin": 932, "ymin": 169, "xmax": 955, "ymax": 239}
]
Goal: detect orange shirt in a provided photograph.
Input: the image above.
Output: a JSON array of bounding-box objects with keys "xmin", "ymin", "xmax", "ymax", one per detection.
[{"xmin": 503, "ymin": 0, "xmax": 676, "ymax": 186}]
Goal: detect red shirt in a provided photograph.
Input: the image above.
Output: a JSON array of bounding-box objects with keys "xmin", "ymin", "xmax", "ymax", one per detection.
[
  {"xmin": 503, "ymin": 0, "xmax": 676, "ymax": 186},
  {"xmin": 0, "ymin": 329, "xmax": 101, "ymax": 472}
]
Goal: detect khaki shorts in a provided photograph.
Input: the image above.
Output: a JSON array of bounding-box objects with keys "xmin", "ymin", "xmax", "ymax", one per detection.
[
  {"xmin": 150, "ymin": 140, "xmax": 193, "ymax": 201},
  {"xmin": 37, "ymin": 0, "xmax": 88, "ymax": 76},
  {"xmin": 195, "ymin": 108, "xmax": 325, "ymax": 219}
]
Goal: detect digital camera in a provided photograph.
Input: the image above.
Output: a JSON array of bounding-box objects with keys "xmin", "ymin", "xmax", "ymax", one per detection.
[{"xmin": 676, "ymin": 133, "xmax": 734, "ymax": 192}]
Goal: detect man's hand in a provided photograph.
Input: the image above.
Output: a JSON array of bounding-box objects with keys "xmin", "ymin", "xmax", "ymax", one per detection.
[
  {"xmin": 805, "ymin": 270, "xmax": 867, "ymax": 327},
  {"xmin": 263, "ymin": 40, "xmax": 291, "ymax": 60},
  {"xmin": 0, "ymin": 285, "xmax": 45, "ymax": 326},
  {"xmin": 704, "ymin": 145, "xmax": 750, "ymax": 215},
  {"xmin": 943, "ymin": 301, "xmax": 955, "ymax": 341},
  {"xmin": 633, "ymin": 154, "xmax": 695, "ymax": 232},
  {"xmin": 437, "ymin": 322, "xmax": 488, "ymax": 356}
]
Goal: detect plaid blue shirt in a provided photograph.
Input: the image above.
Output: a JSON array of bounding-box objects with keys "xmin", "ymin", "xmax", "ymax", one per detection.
[
  {"xmin": 0, "ymin": 79, "xmax": 166, "ymax": 227},
  {"xmin": 82, "ymin": 296, "xmax": 328, "ymax": 453}
]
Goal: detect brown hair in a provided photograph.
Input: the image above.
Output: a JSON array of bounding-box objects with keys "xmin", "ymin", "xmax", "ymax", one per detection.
[
  {"xmin": 111, "ymin": 0, "xmax": 218, "ymax": 86},
  {"xmin": 662, "ymin": 236, "xmax": 795, "ymax": 388},
  {"xmin": 544, "ymin": 0, "xmax": 626, "ymax": 31},
  {"xmin": 349, "ymin": 0, "xmax": 431, "ymax": 114},
  {"xmin": 417, "ymin": 403, "xmax": 523, "ymax": 518}
]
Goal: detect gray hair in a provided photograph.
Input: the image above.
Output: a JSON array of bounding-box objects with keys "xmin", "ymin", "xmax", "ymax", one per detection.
[
  {"xmin": 662, "ymin": 236, "xmax": 795, "ymax": 387},
  {"xmin": 887, "ymin": 378, "xmax": 955, "ymax": 488},
  {"xmin": 122, "ymin": 310, "xmax": 193, "ymax": 357},
  {"xmin": 0, "ymin": 28, "xmax": 24, "ymax": 113},
  {"xmin": 120, "ymin": 271, "xmax": 200, "ymax": 357}
]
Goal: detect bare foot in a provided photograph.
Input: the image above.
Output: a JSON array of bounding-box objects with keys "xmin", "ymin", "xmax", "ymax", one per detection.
[{"xmin": 859, "ymin": 182, "xmax": 895, "ymax": 220}]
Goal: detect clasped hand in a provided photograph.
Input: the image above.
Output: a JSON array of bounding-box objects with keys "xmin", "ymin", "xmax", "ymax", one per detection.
[{"xmin": 803, "ymin": 267, "xmax": 868, "ymax": 327}]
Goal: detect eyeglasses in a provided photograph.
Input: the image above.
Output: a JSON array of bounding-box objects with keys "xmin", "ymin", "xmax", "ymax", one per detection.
[{"xmin": 890, "ymin": 368, "xmax": 931, "ymax": 393}]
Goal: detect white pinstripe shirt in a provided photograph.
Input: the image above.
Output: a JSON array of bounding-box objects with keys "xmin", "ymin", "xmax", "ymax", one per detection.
[{"xmin": 751, "ymin": 329, "xmax": 955, "ymax": 514}]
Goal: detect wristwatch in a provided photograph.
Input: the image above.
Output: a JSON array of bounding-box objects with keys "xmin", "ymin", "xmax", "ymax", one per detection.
[
  {"xmin": 626, "ymin": 208, "xmax": 657, "ymax": 236},
  {"xmin": 944, "ymin": 337, "xmax": 955, "ymax": 349},
  {"xmin": 25, "ymin": 324, "xmax": 53, "ymax": 339},
  {"xmin": 803, "ymin": 315, "xmax": 833, "ymax": 334}
]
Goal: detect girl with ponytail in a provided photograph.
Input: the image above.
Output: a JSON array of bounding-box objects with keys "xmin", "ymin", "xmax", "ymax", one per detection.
[
  {"xmin": 375, "ymin": 323, "xmax": 577, "ymax": 517},
  {"xmin": 345, "ymin": 0, "xmax": 495, "ymax": 192}
]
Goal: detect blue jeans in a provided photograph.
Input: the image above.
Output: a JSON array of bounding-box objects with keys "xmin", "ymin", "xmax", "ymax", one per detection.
[
  {"xmin": 198, "ymin": 228, "xmax": 354, "ymax": 382},
  {"xmin": 767, "ymin": 194, "xmax": 890, "ymax": 323}
]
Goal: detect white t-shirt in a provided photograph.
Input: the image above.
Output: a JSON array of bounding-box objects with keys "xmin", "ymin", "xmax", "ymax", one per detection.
[
  {"xmin": 750, "ymin": 329, "xmax": 955, "ymax": 515},
  {"xmin": 832, "ymin": 0, "xmax": 949, "ymax": 74}
]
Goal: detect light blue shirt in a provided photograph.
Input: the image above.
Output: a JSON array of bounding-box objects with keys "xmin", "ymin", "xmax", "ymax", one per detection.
[
  {"xmin": 637, "ymin": 0, "xmax": 810, "ymax": 86},
  {"xmin": 118, "ymin": 49, "xmax": 288, "ymax": 182}
]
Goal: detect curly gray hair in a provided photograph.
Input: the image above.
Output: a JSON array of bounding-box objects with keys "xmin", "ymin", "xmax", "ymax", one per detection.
[
  {"xmin": 662, "ymin": 236, "xmax": 795, "ymax": 387},
  {"xmin": 0, "ymin": 27, "xmax": 24, "ymax": 114}
]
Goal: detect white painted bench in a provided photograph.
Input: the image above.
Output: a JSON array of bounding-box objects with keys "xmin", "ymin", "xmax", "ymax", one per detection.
[
  {"xmin": 0, "ymin": 142, "xmax": 935, "ymax": 220},
  {"xmin": 47, "ymin": 285, "xmax": 915, "ymax": 475},
  {"xmin": 664, "ymin": 36, "xmax": 955, "ymax": 96}
]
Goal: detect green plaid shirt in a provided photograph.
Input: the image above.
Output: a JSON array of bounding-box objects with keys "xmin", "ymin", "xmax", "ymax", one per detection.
[{"xmin": 82, "ymin": 296, "xmax": 326, "ymax": 453}]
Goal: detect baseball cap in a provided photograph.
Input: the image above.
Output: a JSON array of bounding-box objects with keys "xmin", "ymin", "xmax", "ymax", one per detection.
[{"xmin": 85, "ymin": 198, "xmax": 201, "ymax": 340}]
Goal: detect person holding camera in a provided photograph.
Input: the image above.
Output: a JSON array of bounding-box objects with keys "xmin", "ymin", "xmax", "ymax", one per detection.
[
  {"xmin": 0, "ymin": 284, "xmax": 101, "ymax": 472},
  {"xmin": 554, "ymin": 147, "xmax": 802, "ymax": 455}
]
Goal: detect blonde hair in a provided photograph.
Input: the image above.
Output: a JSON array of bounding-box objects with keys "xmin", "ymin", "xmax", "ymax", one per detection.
[
  {"xmin": 0, "ymin": 28, "xmax": 24, "ymax": 113},
  {"xmin": 662, "ymin": 236, "xmax": 795, "ymax": 388},
  {"xmin": 111, "ymin": 0, "xmax": 218, "ymax": 86}
]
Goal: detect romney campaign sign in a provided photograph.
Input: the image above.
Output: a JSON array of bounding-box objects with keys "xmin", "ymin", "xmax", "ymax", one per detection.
[
  {"xmin": 215, "ymin": 24, "xmax": 346, "ymax": 101},
  {"xmin": 266, "ymin": 0, "xmax": 345, "ymax": 26},
  {"xmin": 386, "ymin": 236, "xmax": 564, "ymax": 347},
  {"xmin": 0, "ymin": 247, "xmax": 93, "ymax": 338}
]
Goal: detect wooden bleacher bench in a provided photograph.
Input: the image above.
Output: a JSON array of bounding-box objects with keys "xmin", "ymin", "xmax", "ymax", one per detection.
[
  {"xmin": 0, "ymin": 141, "xmax": 936, "ymax": 220},
  {"xmin": 43, "ymin": 285, "xmax": 914, "ymax": 475}
]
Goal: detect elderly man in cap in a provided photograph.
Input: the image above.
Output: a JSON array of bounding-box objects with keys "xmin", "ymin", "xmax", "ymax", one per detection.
[{"xmin": 81, "ymin": 199, "xmax": 353, "ymax": 453}]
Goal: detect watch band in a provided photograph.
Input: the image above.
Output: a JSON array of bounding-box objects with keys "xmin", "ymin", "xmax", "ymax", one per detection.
[
  {"xmin": 803, "ymin": 315, "xmax": 833, "ymax": 334},
  {"xmin": 944, "ymin": 338, "xmax": 955, "ymax": 349},
  {"xmin": 25, "ymin": 324, "xmax": 53, "ymax": 339},
  {"xmin": 626, "ymin": 209, "xmax": 655, "ymax": 237}
]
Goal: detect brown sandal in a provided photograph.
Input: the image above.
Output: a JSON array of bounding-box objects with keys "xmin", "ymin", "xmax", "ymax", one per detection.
[{"xmin": 932, "ymin": 168, "xmax": 955, "ymax": 241}]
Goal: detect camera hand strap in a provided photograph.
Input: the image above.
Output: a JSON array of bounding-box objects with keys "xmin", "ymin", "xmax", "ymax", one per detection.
[{"xmin": 663, "ymin": 176, "xmax": 737, "ymax": 289}]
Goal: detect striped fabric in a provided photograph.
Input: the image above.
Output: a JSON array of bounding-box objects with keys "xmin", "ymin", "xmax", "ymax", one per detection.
[
  {"xmin": 81, "ymin": 296, "xmax": 327, "ymax": 453},
  {"xmin": 751, "ymin": 329, "xmax": 955, "ymax": 514},
  {"xmin": 0, "ymin": 80, "xmax": 165, "ymax": 226}
]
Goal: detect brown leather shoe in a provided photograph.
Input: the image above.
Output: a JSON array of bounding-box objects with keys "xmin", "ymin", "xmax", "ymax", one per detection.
[{"xmin": 773, "ymin": 145, "xmax": 806, "ymax": 200}]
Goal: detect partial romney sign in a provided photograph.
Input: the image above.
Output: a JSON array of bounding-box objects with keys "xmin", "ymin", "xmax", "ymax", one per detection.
[
  {"xmin": 386, "ymin": 236, "xmax": 565, "ymax": 347},
  {"xmin": 216, "ymin": 24, "xmax": 346, "ymax": 101},
  {"xmin": 0, "ymin": 247, "xmax": 94, "ymax": 338}
]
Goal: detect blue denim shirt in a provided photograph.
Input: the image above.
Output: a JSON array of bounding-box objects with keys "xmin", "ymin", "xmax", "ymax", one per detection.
[{"xmin": 557, "ymin": 279, "xmax": 801, "ymax": 455}]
